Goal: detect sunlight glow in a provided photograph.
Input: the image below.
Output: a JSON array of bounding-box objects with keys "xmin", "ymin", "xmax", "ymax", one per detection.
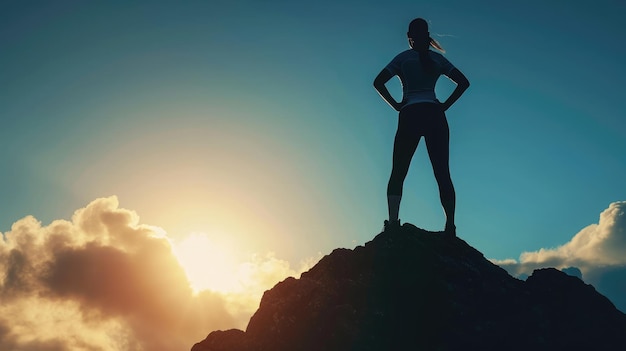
[{"xmin": 172, "ymin": 232, "xmax": 242, "ymax": 294}]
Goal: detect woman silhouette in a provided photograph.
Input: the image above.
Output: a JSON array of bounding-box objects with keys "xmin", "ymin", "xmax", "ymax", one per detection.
[{"xmin": 374, "ymin": 18, "xmax": 469, "ymax": 237}]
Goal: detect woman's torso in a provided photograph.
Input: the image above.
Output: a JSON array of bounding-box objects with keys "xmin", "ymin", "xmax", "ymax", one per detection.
[{"xmin": 384, "ymin": 50, "xmax": 455, "ymax": 107}]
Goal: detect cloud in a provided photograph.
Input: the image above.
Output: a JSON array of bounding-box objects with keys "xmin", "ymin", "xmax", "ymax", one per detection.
[
  {"xmin": 0, "ymin": 196, "xmax": 313, "ymax": 351},
  {"xmin": 220, "ymin": 252, "xmax": 321, "ymax": 323},
  {"xmin": 496, "ymin": 201, "xmax": 626, "ymax": 311}
]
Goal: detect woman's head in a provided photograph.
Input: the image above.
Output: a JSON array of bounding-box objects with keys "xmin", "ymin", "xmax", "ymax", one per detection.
[
  {"xmin": 408, "ymin": 18, "xmax": 429, "ymax": 38},
  {"xmin": 407, "ymin": 18, "xmax": 444, "ymax": 53}
]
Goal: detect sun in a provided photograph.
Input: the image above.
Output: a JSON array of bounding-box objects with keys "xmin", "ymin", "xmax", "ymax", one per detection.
[{"xmin": 172, "ymin": 232, "xmax": 242, "ymax": 294}]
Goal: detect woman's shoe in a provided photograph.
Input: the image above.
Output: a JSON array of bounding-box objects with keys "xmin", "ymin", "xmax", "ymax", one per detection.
[
  {"xmin": 444, "ymin": 224, "xmax": 456, "ymax": 238},
  {"xmin": 384, "ymin": 219, "xmax": 401, "ymax": 232}
]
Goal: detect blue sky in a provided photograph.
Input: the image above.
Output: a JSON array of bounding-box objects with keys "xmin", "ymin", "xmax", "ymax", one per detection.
[
  {"xmin": 3, "ymin": 0, "xmax": 624, "ymax": 258},
  {"xmin": 1, "ymin": 0, "xmax": 625, "ymax": 341}
]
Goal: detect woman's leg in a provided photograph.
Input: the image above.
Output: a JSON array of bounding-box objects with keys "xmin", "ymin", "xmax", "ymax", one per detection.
[
  {"xmin": 424, "ymin": 107, "xmax": 456, "ymax": 233},
  {"xmin": 387, "ymin": 107, "xmax": 421, "ymax": 222}
]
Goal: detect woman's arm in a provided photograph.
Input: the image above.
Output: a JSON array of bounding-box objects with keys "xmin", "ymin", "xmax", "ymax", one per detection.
[
  {"xmin": 373, "ymin": 69, "xmax": 402, "ymax": 111},
  {"xmin": 440, "ymin": 68, "xmax": 470, "ymax": 111}
]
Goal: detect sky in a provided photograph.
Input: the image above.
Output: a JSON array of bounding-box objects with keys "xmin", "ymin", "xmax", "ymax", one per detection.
[{"xmin": 1, "ymin": 0, "xmax": 625, "ymax": 350}]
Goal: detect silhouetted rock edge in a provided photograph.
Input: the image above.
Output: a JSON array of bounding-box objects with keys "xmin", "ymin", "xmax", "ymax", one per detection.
[{"xmin": 192, "ymin": 223, "xmax": 626, "ymax": 351}]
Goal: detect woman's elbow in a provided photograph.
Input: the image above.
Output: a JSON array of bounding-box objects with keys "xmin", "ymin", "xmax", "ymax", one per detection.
[
  {"xmin": 373, "ymin": 80, "xmax": 385, "ymax": 93},
  {"xmin": 373, "ymin": 70, "xmax": 392, "ymax": 89},
  {"xmin": 373, "ymin": 76, "xmax": 384, "ymax": 89},
  {"xmin": 459, "ymin": 78, "xmax": 470, "ymax": 90}
]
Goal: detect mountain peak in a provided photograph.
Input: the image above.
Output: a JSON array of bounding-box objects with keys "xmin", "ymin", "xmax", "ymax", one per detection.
[{"xmin": 192, "ymin": 224, "xmax": 626, "ymax": 350}]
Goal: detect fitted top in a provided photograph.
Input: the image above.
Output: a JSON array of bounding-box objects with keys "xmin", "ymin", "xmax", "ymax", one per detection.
[{"xmin": 384, "ymin": 49, "xmax": 455, "ymax": 107}]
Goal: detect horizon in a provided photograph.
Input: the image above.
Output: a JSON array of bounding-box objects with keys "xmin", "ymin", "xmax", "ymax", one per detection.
[{"xmin": 1, "ymin": 0, "xmax": 625, "ymax": 350}]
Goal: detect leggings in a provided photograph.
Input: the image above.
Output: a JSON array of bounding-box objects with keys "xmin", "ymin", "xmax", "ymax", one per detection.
[{"xmin": 387, "ymin": 103, "xmax": 455, "ymax": 214}]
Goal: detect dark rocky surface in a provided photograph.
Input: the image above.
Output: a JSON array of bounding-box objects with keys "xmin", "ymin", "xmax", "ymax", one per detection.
[{"xmin": 192, "ymin": 224, "xmax": 626, "ymax": 351}]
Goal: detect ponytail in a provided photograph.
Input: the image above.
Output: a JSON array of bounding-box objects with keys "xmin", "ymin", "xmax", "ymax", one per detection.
[{"xmin": 429, "ymin": 37, "xmax": 445, "ymax": 53}]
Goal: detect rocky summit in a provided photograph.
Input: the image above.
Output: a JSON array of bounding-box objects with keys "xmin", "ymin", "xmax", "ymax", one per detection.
[{"xmin": 192, "ymin": 224, "xmax": 626, "ymax": 351}]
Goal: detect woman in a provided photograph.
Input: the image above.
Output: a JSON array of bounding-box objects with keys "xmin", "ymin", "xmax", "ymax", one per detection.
[{"xmin": 374, "ymin": 18, "xmax": 469, "ymax": 237}]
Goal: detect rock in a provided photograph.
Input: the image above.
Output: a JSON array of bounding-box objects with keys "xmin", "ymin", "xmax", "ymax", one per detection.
[
  {"xmin": 191, "ymin": 329, "xmax": 247, "ymax": 351},
  {"xmin": 192, "ymin": 224, "xmax": 626, "ymax": 350}
]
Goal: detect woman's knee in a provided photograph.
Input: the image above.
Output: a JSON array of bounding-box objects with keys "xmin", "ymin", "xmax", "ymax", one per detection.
[
  {"xmin": 434, "ymin": 170, "xmax": 453, "ymax": 187},
  {"xmin": 389, "ymin": 165, "xmax": 410, "ymax": 183}
]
